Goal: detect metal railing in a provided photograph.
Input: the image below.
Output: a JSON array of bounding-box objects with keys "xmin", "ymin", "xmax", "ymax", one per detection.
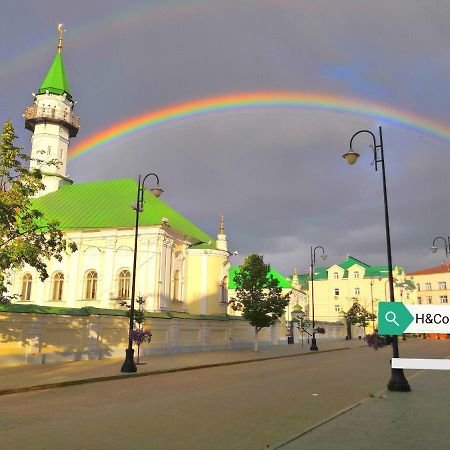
[{"xmin": 25, "ymin": 105, "xmax": 80, "ymax": 129}]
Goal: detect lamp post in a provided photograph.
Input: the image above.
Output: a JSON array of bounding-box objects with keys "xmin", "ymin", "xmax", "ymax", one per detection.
[
  {"xmin": 342, "ymin": 126, "xmax": 410, "ymax": 392},
  {"xmin": 431, "ymin": 236, "xmax": 450, "ymax": 258},
  {"xmin": 369, "ymin": 278, "xmax": 376, "ymax": 330},
  {"xmin": 121, "ymin": 173, "xmax": 164, "ymax": 373},
  {"xmin": 310, "ymin": 245, "xmax": 327, "ymax": 351}
]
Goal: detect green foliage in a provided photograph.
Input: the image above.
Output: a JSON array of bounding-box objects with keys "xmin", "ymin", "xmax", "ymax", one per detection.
[
  {"xmin": 121, "ymin": 296, "xmax": 146, "ymax": 327},
  {"xmin": 229, "ymin": 254, "xmax": 290, "ymax": 331},
  {"xmin": 0, "ymin": 121, "xmax": 77, "ymax": 303},
  {"xmin": 342, "ymin": 301, "xmax": 377, "ymax": 329}
]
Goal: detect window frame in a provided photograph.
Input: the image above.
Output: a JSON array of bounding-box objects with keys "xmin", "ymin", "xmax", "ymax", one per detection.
[
  {"xmin": 84, "ymin": 270, "xmax": 98, "ymax": 300},
  {"xmin": 51, "ymin": 272, "xmax": 64, "ymax": 301},
  {"xmin": 117, "ymin": 269, "xmax": 131, "ymax": 299},
  {"xmin": 21, "ymin": 273, "xmax": 32, "ymax": 302}
]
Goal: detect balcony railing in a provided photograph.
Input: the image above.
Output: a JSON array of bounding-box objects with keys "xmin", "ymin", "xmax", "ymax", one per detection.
[{"xmin": 24, "ymin": 105, "xmax": 80, "ymax": 137}]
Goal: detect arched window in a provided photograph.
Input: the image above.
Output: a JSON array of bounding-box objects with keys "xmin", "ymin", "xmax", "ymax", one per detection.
[
  {"xmin": 172, "ymin": 270, "xmax": 180, "ymax": 301},
  {"xmin": 84, "ymin": 270, "xmax": 98, "ymax": 300},
  {"xmin": 51, "ymin": 272, "xmax": 64, "ymax": 301},
  {"xmin": 117, "ymin": 269, "xmax": 131, "ymax": 299},
  {"xmin": 21, "ymin": 273, "xmax": 32, "ymax": 301},
  {"xmin": 220, "ymin": 276, "xmax": 228, "ymax": 304}
]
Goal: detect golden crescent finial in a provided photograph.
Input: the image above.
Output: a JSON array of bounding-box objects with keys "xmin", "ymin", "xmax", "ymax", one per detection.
[
  {"xmin": 219, "ymin": 214, "xmax": 225, "ymax": 234},
  {"xmin": 57, "ymin": 23, "xmax": 64, "ymax": 53}
]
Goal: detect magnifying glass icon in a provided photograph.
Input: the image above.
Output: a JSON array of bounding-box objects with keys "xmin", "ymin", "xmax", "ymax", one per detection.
[{"xmin": 385, "ymin": 311, "xmax": 399, "ymax": 326}]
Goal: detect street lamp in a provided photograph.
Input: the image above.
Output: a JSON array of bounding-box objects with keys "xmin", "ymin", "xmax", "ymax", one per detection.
[
  {"xmin": 121, "ymin": 173, "xmax": 163, "ymax": 373},
  {"xmin": 430, "ymin": 236, "xmax": 450, "ymax": 258},
  {"xmin": 343, "ymin": 126, "xmax": 410, "ymax": 392},
  {"xmin": 369, "ymin": 278, "xmax": 376, "ymax": 330},
  {"xmin": 310, "ymin": 245, "xmax": 327, "ymax": 351}
]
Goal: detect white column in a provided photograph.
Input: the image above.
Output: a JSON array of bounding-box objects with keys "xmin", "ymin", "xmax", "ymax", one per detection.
[
  {"xmin": 200, "ymin": 254, "xmax": 208, "ymax": 314},
  {"xmin": 102, "ymin": 238, "xmax": 116, "ymax": 307},
  {"xmin": 67, "ymin": 239, "xmax": 81, "ymax": 307}
]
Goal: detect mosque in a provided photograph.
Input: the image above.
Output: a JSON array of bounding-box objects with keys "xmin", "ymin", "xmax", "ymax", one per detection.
[{"xmin": 9, "ymin": 26, "xmax": 233, "ymax": 316}]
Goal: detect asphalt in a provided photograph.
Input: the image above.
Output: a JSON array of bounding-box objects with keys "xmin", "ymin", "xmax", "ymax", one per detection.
[
  {"xmin": 0, "ymin": 338, "xmax": 365, "ymax": 396},
  {"xmin": 0, "ymin": 338, "xmax": 449, "ymax": 450},
  {"xmin": 272, "ymin": 357, "xmax": 450, "ymax": 450}
]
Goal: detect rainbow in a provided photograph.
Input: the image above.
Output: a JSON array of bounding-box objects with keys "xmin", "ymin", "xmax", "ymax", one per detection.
[{"xmin": 69, "ymin": 91, "xmax": 450, "ymax": 160}]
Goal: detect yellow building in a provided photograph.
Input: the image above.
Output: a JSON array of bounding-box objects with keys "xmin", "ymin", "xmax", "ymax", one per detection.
[
  {"xmin": 299, "ymin": 255, "xmax": 416, "ymax": 332},
  {"xmin": 408, "ymin": 262, "xmax": 450, "ymax": 306}
]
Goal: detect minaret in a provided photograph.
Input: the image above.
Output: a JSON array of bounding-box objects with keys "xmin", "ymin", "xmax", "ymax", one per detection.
[
  {"xmin": 291, "ymin": 268, "xmax": 299, "ymax": 289},
  {"xmin": 24, "ymin": 24, "xmax": 79, "ymax": 196},
  {"xmin": 216, "ymin": 214, "xmax": 228, "ymax": 252}
]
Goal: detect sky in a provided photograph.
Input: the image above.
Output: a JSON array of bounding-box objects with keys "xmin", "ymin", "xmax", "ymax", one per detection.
[{"xmin": 1, "ymin": 0, "xmax": 450, "ymax": 276}]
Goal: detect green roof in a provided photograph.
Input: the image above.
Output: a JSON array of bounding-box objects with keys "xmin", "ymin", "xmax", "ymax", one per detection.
[
  {"xmin": 338, "ymin": 256, "xmax": 370, "ymax": 270},
  {"xmin": 228, "ymin": 265, "xmax": 292, "ymax": 289},
  {"xmin": 38, "ymin": 52, "xmax": 72, "ymax": 98},
  {"xmin": 297, "ymin": 256, "xmax": 393, "ymax": 281},
  {"xmin": 189, "ymin": 241, "xmax": 218, "ymax": 250},
  {"xmin": 0, "ymin": 303, "xmax": 241, "ymax": 321},
  {"xmin": 32, "ymin": 179, "xmax": 212, "ymax": 243}
]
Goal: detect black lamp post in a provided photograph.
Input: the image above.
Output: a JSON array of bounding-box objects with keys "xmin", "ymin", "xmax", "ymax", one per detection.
[
  {"xmin": 342, "ymin": 126, "xmax": 410, "ymax": 392},
  {"xmin": 310, "ymin": 245, "xmax": 327, "ymax": 351},
  {"xmin": 430, "ymin": 236, "xmax": 450, "ymax": 258},
  {"xmin": 121, "ymin": 173, "xmax": 164, "ymax": 373},
  {"xmin": 370, "ymin": 278, "xmax": 376, "ymax": 330}
]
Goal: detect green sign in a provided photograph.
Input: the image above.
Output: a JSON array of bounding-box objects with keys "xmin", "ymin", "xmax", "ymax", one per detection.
[{"xmin": 378, "ymin": 302, "xmax": 414, "ymax": 335}]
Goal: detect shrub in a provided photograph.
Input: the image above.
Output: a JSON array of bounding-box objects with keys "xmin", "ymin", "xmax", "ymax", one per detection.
[{"xmin": 364, "ymin": 333, "xmax": 392, "ymax": 350}]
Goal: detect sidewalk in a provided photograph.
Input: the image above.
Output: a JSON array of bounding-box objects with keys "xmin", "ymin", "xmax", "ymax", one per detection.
[
  {"xmin": 274, "ymin": 368, "xmax": 450, "ymax": 450},
  {"xmin": 0, "ymin": 339, "xmax": 365, "ymax": 395}
]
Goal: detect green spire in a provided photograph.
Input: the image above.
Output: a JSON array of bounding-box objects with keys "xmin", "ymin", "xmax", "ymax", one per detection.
[{"xmin": 38, "ymin": 25, "xmax": 72, "ymax": 98}]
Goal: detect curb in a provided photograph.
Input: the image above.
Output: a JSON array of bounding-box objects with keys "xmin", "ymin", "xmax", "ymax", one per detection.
[{"xmin": 0, "ymin": 345, "xmax": 365, "ymax": 397}]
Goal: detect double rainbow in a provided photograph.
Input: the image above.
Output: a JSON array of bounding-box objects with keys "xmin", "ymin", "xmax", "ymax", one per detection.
[{"xmin": 69, "ymin": 91, "xmax": 450, "ymax": 161}]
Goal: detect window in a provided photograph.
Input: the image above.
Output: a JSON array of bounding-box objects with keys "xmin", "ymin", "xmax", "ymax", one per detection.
[
  {"xmin": 51, "ymin": 272, "xmax": 64, "ymax": 301},
  {"xmin": 354, "ymin": 287, "xmax": 360, "ymax": 296},
  {"xmin": 220, "ymin": 276, "xmax": 228, "ymax": 304},
  {"xmin": 84, "ymin": 270, "xmax": 98, "ymax": 300},
  {"xmin": 438, "ymin": 281, "xmax": 447, "ymax": 290},
  {"xmin": 426, "ymin": 283, "xmax": 431, "ymax": 291},
  {"xmin": 172, "ymin": 270, "xmax": 180, "ymax": 301},
  {"xmin": 417, "ymin": 297, "xmax": 422, "ymax": 305},
  {"xmin": 117, "ymin": 269, "xmax": 131, "ymax": 299},
  {"xmin": 21, "ymin": 273, "xmax": 32, "ymax": 301},
  {"xmin": 333, "ymin": 272, "xmax": 339, "ymax": 279},
  {"xmin": 416, "ymin": 283, "xmax": 420, "ymax": 291},
  {"xmin": 354, "ymin": 271, "xmax": 359, "ymax": 279},
  {"xmin": 440, "ymin": 295, "xmax": 448, "ymax": 304},
  {"xmin": 334, "ymin": 304, "xmax": 341, "ymax": 312},
  {"xmin": 334, "ymin": 288, "xmax": 340, "ymax": 296},
  {"xmin": 427, "ymin": 296, "xmax": 432, "ymax": 304}
]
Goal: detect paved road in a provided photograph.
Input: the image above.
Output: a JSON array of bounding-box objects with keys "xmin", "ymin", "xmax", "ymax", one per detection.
[{"xmin": 0, "ymin": 340, "xmax": 448, "ymax": 450}]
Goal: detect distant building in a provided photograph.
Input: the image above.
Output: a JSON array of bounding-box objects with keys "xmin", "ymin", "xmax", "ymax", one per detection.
[
  {"xmin": 407, "ymin": 262, "xmax": 450, "ymax": 306},
  {"xmin": 296, "ymin": 255, "xmax": 416, "ymax": 331}
]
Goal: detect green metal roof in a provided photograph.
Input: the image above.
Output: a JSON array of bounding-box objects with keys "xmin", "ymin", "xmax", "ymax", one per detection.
[
  {"xmin": 364, "ymin": 266, "xmax": 390, "ymax": 278},
  {"xmin": 189, "ymin": 240, "xmax": 218, "ymax": 250},
  {"xmin": 0, "ymin": 303, "xmax": 240, "ymax": 321},
  {"xmin": 296, "ymin": 256, "xmax": 394, "ymax": 281},
  {"xmin": 38, "ymin": 52, "xmax": 72, "ymax": 98},
  {"xmin": 228, "ymin": 265, "xmax": 292, "ymax": 289},
  {"xmin": 32, "ymin": 179, "xmax": 212, "ymax": 243},
  {"xmin": 338, "ymin": 256, "xmax": 370, "ymax": 270}
]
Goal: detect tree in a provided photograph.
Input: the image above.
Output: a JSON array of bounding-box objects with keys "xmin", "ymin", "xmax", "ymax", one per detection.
[
  {"xmin": 229, "ymin": 254, "xmax": 290, "ymax": 351},
  {"xmin": 0, "ymin": 121, "xmax": 76, "ymax": 303},
  {"xmin": 342, "ymin": 300, "xmax": 377, "ymax": 339}
]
